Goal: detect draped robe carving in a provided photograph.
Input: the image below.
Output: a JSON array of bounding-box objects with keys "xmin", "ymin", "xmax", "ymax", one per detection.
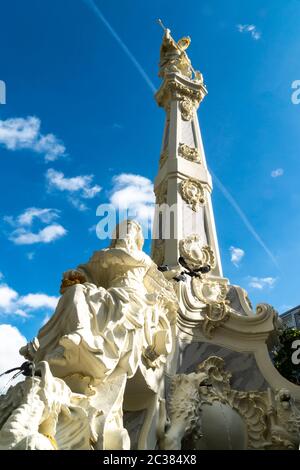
[{"xmin": 11, "ymin": 220, "xmax": 178, "ymax": 450}]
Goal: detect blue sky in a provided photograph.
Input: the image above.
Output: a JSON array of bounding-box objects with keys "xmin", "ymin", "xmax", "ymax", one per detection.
[{"xmin": 0, "ymin": 0, "xmax": 300, "ymax": 369}]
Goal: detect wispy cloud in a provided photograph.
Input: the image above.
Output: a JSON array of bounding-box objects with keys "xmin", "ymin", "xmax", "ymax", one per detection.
[
  {"xmin": 230, "ymin": 246, "xmax": 245, "ymax": 267},
  {"xmin": 4, "ymin": 207, "xmax": 67, "ymax": 245},
  {"xmin": 211, "ymin": 171, "xmax": 278, "ymax": 268},
  {"xmin": 248, "ymin": 276, "xmax": 277, "ymax": 290},
  {"xmin": 46, "ymin": 168, "xmax": 101, "ymax": 211},
  {"xmin": 271, "ymin": 168, "xmax": 284, "ymax": 178},
  {"xmin": 237, "ymin": 24, "xmax": 261, "ymax": 40},
  {"xmin": 112, "ymin": 123, "xmax": 123, "ymax": 130},
  {"xmin": 0, "ymin": 116, "xmax": 66, "ymax": 161},
  {"xmin": 110, "ymin": 173, "xmax": 155, "ymax": 223},
  {"xmin": 83, "ymin": 0, "xmax": 156, "ymax": 93}
]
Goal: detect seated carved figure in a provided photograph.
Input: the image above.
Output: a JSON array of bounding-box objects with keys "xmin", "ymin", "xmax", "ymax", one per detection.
[{"xmin": 16, "ymin": 220, "xmax": 178, "ymax": 450}]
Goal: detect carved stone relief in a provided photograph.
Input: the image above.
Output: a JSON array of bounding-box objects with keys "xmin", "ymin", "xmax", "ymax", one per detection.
[
  {"xmin": 178, "ymin": 143, "xmax": 201, "ymax": 163},
  {"xmin": 179, "ymin": 234, "xmax": 215, "ymax": 271},
  {"xmin": 155, "ymin": 180, "xmax": 168, "ymax": 205},
  {"xmin": 179, "ymin": 179, "xmax": 205, "ymax": 211},
  {"xmin": 160, "ymin": 356, "xmax": 300, "ymax": 450},
  {"xmin": 180, "ymin": 97, "xmax": 194, "ymax": 121}
]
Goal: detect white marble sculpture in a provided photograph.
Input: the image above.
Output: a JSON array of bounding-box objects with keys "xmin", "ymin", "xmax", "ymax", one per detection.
[
  {"xmin": 0, "ymin": 220, "xmax": 178, "ymax": 450},
  {"xmin": 1, "ymin": 25, "xmax": 300, "ymax": 451}
]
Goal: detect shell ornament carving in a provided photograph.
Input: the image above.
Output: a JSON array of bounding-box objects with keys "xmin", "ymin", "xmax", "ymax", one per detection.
[
  {"xmin": 179, "ymin": 234, "xmax": 215, "ymax": 271},
  {"xmin": 192, "ymin": 278, "xmax": 228, "ymax": 305},
  {"xmin": 180, "ymin": 179, "xmax": 205, "ymax": 211}
]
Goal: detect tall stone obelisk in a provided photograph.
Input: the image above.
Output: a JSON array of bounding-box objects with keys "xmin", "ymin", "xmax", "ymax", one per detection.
[{"xmin": 152, "ymin": 27, "xmax": 223, "ymax": 279}]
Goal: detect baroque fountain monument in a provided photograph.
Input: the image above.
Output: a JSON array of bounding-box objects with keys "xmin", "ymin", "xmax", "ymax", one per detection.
[{"xmin": 0, "ymin": 26, "xmax": 300, "ymax": 451}]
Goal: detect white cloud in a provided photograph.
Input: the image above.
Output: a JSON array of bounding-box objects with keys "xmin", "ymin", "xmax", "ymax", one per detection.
[
  {"xmin": 0, "ymin": 284, "xmax": 19, "ymax": 312},
  {"xmin": 110, "ymin": 173, "xmax": 155, "ymax": 223},
  {"xmin": 17, "ymin": 208, "xmax": 59, "ymax": 226},
  {"xmin": 10, "ymin": 224, "xmax": 67, "ymax": 245},
  {"xmin": 0, "ymin": 324, "xmax": 27, "ymax": 392},
  {"xmin": 271, "ymin": 168, "xmax": 284, "ymax": 178},
  {"xmin": 0, "ymin": 116, "xmax": 66, "ymax": 161},
  {"xmin": 19, "ymin": 293, "xmax": 58, "ymax": 311},
  {"xmin": 237, "ymin": 24, "xmax": 261, "ymax": 40},
  {"xmin": 248, "ymin": 276, "xmax": 277, "ymax": 289},
  {"xmin": 46, "ymin": 169, "xmax": 101, "ymax": 198},
  {"xmin": 0, "ymin": 279, "xmax": 59, "ymax": 317},
  {"xmin": 4, "ymin": 207, "xmax": 67, "ymax": 246},
  {"xmin": 230, "ymin": 246, "xmax": 245, "ymax": 267},
  {"xmin": 46, "ymin": 169, "xmax": 101, "ymax": 211}
]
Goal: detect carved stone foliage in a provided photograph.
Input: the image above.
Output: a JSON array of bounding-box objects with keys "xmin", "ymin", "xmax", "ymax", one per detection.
[
  {"xmin": 155, "ymin": 180, "xmax": 168, "ymax": 205},
  {"xmin": 160, "ymin": 355, "xmax": 269, "ymax": 449},
  {"xmin": 169, "ymin": 80, "xmax": 204, "ymax": 103},
  {"xmin": 179, "ymin": 179, "xmax": 205, "ymax": 211},
  {"xmin": 178, "ymin": 143, "xmax": 201, "ymax": 163},
  {"xmin": 192, "ymin": 278, "xmax": 227, "ymax": 305},
  {"xmin": 161, "ymin": 356, "xmax": 300, "ymax": 450},
  {"xmin": 179, "ymin": 234, "xmax": 215, "ymax": 271},
  {"xmin": 180, "ymin": 97, "xmax": 195, "ymax": 121},
  {"xmin": 267, "ymin": 388, "xmax": 300, "ymax": 449},
  {"xmin": 192, "ymin": 277, "xmax": 230, "ymax": 339},
  {"xmin": 201, "ymin": 301, "xmax": 230, "ymax": 339},
  {"xmin": 156, "ymin": 76, "xmax": 207, "ymax": 111},
  {"xmin": 196, "ymin": 357, "xmax": 269, "ymax": 449}
]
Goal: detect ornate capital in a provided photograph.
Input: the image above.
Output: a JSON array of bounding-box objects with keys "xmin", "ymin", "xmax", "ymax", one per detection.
[{"xmin": 155, "ymin": 73, "xmax": 207, "ymax": 110}]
